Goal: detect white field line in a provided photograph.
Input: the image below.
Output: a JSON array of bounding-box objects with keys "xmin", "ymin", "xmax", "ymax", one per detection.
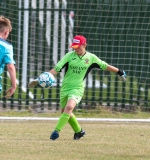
[{"xmin": 0, "ymin": 117, "xmax": 150, "ymax": 123}]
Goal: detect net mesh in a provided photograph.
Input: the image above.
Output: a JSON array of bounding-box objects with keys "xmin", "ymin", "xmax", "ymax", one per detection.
[{"xmin": 0, "ymin": 0, "xmax": 149, "ymax": 113}]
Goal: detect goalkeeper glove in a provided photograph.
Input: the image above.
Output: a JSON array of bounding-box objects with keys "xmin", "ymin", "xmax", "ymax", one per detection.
[{"xmin": 117, "ymin": 70, "xmax": 126, "ymax": 82}]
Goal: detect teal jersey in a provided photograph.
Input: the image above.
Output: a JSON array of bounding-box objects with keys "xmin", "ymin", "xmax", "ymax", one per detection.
[
  {"xmin": 0, "ymin": 38, "xmax": 15, "ymax": 74},
  {"xmin": 54, "ymin": 51, "xmax": 108, "ymax": 93}
]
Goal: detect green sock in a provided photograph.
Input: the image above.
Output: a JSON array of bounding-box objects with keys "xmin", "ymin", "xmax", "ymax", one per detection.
[
  {"xmin": 55, "ymin": 112, "xmax": 70, "ymax": 132},
  {"xmin": 68, "ymin": 114, "xmax": 81, "ymax": 133}
]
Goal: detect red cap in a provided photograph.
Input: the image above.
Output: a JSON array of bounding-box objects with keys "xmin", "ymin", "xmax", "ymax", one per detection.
[{"xmin": 70, "ymin": 35, "xmax": 86, "ymax": 49}]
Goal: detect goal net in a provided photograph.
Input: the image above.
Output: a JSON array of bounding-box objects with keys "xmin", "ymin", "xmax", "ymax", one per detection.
[{"xmin": 0, "ymin": 0, "xmax": 149, "ymax": 113}]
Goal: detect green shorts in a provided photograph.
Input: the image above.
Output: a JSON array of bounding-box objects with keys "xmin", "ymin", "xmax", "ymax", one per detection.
[{"xmin": 60, "ymin": 89, "xmax": 83, "ymax": 108}]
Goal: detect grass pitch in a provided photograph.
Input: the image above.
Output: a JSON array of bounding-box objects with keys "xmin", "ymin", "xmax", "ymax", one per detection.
[{"xmin": 0, "ymin": 121, "xmax": 150, "ymax": 160}]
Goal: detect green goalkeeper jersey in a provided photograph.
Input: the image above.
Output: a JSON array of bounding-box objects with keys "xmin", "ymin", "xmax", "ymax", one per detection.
[{"xmin": 54, "ymin": 51, "xmax": 108, "ymax": 93}]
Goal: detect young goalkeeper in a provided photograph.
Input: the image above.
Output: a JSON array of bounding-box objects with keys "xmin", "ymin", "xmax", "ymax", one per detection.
[
  {"xmin": 49, "ymin": 35, "xmax": 126, "ymax": 140},
  {"xmin": 0, "ymin": 15, "xmax": 16, "ymax": 98}
]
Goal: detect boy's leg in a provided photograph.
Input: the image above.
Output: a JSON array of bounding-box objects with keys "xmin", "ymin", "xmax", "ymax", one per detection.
[
  {"xmin": 50, "ymin": 99, "xmax": 76, "ymax": 140},
  {"xmin": 55, "ymin": 112, "xmax": 70, "ymax": 132},
  {"xmin": 67, "ymin": 94, "xmax": 86, "ymax": 140},
  {"xmin": 68, "ymin": 113, "xmax": 81, "ymax": 133},
  {"xmin": 50, "ymin": 112, "xmax": 70, "ymax": 140},
  {"xmin": 68, "ymin": 113, "xmax": 86, "ymax": 140}
]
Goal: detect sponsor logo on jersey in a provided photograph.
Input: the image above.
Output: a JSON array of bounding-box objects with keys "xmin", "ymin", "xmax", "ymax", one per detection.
[{"xmin": 70, "ymin": 65, "xmax": 87, "ymax": 74}]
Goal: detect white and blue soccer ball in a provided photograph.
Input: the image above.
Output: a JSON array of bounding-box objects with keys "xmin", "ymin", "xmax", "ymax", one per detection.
[{"xmin": 38, "ymin": 72, "xmax": 55, "ymax": 88}]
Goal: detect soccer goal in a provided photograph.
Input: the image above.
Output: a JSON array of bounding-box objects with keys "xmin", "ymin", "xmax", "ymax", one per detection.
[{"xmin": 0, "ymin": 0, "xmax": 149, "ymax": 113}]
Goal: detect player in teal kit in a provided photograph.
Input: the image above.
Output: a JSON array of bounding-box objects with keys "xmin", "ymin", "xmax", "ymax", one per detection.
[
  {"xmin": 0, "ymin": 16, "xmax": 16, "ymax": 98},
  {"xmin": 49, "ymin": 35, "xmax": 126, "ymax": 140}
]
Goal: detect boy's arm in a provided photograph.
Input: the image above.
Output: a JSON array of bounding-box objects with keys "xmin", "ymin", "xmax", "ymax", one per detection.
[
  {"xmin": 5, "ymin": 64, "xmax": 17, "ymax": 98},
  {"xmin": 49, "ymin": 68, "xmax": 58, "ymax": 76},
  {"xmin": 106, "ymin": 64, "xmax": 126, "ymax": 82},
  {"xmin": 105, "ymin": 65, "xmax": 119, "ymax": 73}
]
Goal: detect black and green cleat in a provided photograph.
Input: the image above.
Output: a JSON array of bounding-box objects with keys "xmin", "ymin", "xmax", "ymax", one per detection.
[{"xmin": 74, "ymin": 129, "xmax": 85, "ymax": 140}]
